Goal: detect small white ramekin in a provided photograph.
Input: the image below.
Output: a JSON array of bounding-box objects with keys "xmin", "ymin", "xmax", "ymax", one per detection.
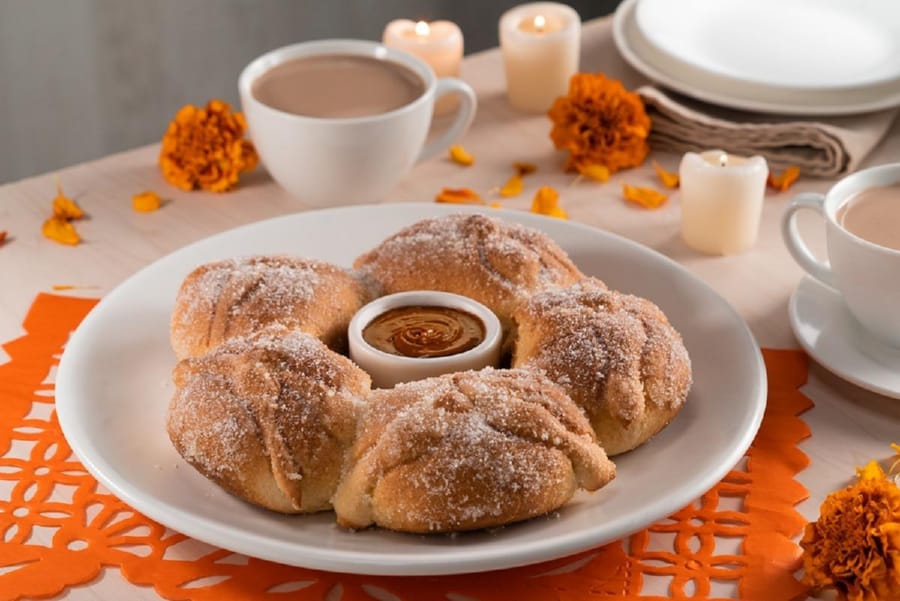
[{"xmin": 348, "ymin": 291, "xmax": 502, "ymax": 388}]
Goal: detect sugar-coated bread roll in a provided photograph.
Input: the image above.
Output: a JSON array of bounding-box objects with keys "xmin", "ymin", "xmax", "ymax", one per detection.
[
  {"xmin": 170, "ymin": 256, "xmax": 377, "ymax": 360},
  {"xmin": 513, "ymin": 278, "xmax": 692, "ymax": 456},
  {"xmin": 167, "ymin": 328, "xmax": 370, "ymax": 513},
  {"xmin": 332, "ymin": 368, "xmax": 615, "ymax": 533},
  {"xmin": 353, "ymin": 214, "xmax": 582, "ymax": 333}
]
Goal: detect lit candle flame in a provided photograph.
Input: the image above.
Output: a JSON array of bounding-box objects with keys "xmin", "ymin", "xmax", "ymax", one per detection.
[
  {"xmin": 718, "ymin": 153, "xmax": 728, "ymax": 167},
  {"xmin": 414, "ymin": 20, "xmax": 430, "ymax": 38},
  {"xmin": 533, "ymin": 14, "xmax": 546, "ymax": 32}
]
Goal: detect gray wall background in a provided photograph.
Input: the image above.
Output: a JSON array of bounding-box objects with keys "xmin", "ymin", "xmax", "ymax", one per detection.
[{"xmin": 0, "ymin": 0, "xmax": 619, "ymax": 184}]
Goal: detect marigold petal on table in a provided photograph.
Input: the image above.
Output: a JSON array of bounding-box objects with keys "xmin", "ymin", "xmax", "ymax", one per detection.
[
  {"xmin": 513, "ymin": 162, "xmax": 537, "ymax": 176},
  {"xmin": 652, "ymin": 161, "xmax": 680, "ymax": 188},
  {"xmin": 622, "ymin": 184, "xmax": 668, "ymax": 209},
  {"xmin": 531, "ymin": 186, "xmax": 568, "ymax": 219},
  {"xmin": 0, "ymin": 231, "xmax": 7, "ymax": 246},
  {"xmin": 52, "ymin": 183, "xmax": 85, "ymax": 220},
  {"xmin": 768, "ymin": 166, "xmax": 800, "ymax": 191},
  {"xmin": 499, "ymin": 174, "xmax": 524, "ymax": 197},
  {"xmin": 449, "ymin": 145, "xmax": 474, "ymax": 166},
  {"xmin": 578, "ymin": 164, "xmax": 610, "ymax": 182},
  {"xmin": 132, "ymin": 191, "xmax": 162, "ymax": 213},
  {"xmin": 42, "ymin": 217, "xmax": 81, "ymax": 246},
  {"xmin": 435, "ymin": 187, "xmax": 483, "ymax": 204}
]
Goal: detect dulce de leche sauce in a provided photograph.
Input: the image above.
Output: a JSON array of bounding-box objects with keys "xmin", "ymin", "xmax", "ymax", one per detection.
[{"xmin": 362, "ymin": 305, "xmax": 485, "ymax": 358}]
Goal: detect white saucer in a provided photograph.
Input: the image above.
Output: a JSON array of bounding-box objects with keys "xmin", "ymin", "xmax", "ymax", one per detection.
[
  {"xmin": 613, "ymin": 0, "xmax": 900, "ymax": 116},
  {"xmin": 789, "ymin": 275, "xmax": 900, "ymax": 399}
]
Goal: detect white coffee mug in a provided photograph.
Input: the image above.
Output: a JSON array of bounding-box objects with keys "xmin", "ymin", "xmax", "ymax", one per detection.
[
  {"xmin": 239, "ymin": 39, "xmax": 476, "ymax": 207},
  {"xmin": 782, "ymin": 163, "xmax": 900, "ymax": 347}
]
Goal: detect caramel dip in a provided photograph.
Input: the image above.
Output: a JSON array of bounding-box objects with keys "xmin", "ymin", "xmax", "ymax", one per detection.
[{"xmin": 362, "ymin": 305, "xmax": 485, "ymax": 358}]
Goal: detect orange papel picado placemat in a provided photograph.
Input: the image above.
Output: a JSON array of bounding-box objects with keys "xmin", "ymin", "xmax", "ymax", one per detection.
[{"xmin": 0, "ymin": 293, "xmax": 812, "ymax": 601}]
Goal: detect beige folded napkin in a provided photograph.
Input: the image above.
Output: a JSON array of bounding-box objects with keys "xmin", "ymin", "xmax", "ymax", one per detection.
[{"xmin": 639, "ymin": 86, "xmax": 899, "ymax": 178}]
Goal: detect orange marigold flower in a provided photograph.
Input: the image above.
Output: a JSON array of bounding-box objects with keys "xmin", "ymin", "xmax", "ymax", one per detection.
[
  {"xmin": 548, "ymin": 73, "xmax": 651, "ymax": 174},
  {"xmin": 159, "ymin": 100, "xmax": 258, "ymax": 193},
  {"xmin": 801, "ymin": 460, "xmax": 900, "ymax": 601}
]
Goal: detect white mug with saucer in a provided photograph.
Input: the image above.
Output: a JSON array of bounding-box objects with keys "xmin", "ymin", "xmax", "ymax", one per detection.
[
  {"xmin": 783, "ymin": 163, "xmax": 900, "ymax": 396},
  {"xmin": 239, "ymin": 39, "xmax": 477, "ymax": 208}
]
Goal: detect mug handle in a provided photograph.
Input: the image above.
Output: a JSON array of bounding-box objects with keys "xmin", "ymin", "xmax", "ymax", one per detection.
[
  {"xmin": 781, "ymin": 192, "xmax": 836, "ymax": 288},
  {"xmin": 417, "ymin": 78, "xmax": 477, "ymax": 163}
]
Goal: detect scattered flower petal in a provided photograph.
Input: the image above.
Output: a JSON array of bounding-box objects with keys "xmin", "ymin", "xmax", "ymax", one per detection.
[
  {"xmin": 653, "ymin": 161, "xmax": 680, "ymax": 188},
  {"xmin": 548, "ymin": 73, "xmax": 650, "ymax": 174},
  {"xmin": 488, "ymin": 202, "xmax": 502, "ymax": 209},
  {"xmin": 435, "ymin": 187, "xmax": 483, "ymax": 204},
  {"xmin": 531, "ymin": 186, "xmax": 568, "ymax": 220},
  {"xmin": 52, "ymin": 183, "xmax": 85, "ymax": 220},
  {"xmin": 449, "ymin": 145, "xmax": 474, "ymax": 166},
  {"xmin": 622, "ymin": 184, "xmax": 668, "ymax": 209},
  {"xmin": 578, "ymin": 164, "xmax": 610, "ymax": 183},
  {"xmin": 52, "ymin": 285, "xmax": 76, "ymax": 291},
  {"xmin": 513, "ymin": 162, "xmax": 537, "ymax": 176},
  {"xmin": 159, "ymin": 100, "xmax": 258, "ymax": 192},
  {"xmin": 768, "ymin": 166, "xmax": 800, "ymax": 191},
  {"xmin": 51, "ymin": 284, "xmax": 97, "ymax": 291},
  {"xmin": 0, "ymin": 231, "xmax": 6, "ymax": 247},
  {"xmin": 132, "ymin": 191, "xmax": 162, "ymax": 213},
  {"xmin": 499, "ymin": 174, "xmax": 524, "ymax": 197},
  {"xmin": 42, "ymin": 217, "xmax": 81, "ymax": 246}
]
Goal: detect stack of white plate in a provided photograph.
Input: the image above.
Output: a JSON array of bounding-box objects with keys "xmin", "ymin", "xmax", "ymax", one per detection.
[{"xmin": 613, "ymin": 0, "xmax": 900, "ymax": 115}]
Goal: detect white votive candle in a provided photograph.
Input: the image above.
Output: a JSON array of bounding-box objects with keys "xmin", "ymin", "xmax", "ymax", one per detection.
[
  {"xmin": 679, "ymin": 150, "xmax": 769, "ymax": 255},
  {"xmin": 499, "ymin": 2, "xmax": 581, "ymax": 113},
  {"xmin": 383, "ymin": 19, "xmax": 463, "ymax": 77},
  {"xmin": 383, "ymin": 19, "xmax": 464, "ymax": 115}
]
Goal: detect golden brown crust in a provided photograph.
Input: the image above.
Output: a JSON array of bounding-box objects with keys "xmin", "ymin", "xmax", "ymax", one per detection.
[
  {"xmin": 170, "ymin": 255, "xmax": 377, "ymax": 360},
  {"xmin": 332, "ymin": 368, "xmax": 615, "ymax": 533},
  {"xmin": 513, "ymin": 278, "xmax": 692, "ymax": 455},
  {"xmin": 352, "ymin": 214, "xmax": 583, "ymax": 334},
  {"xmin": 166, "ymin": 217, "xmax": 694, "ymax": 532},
  {"xmin": 167, "ymin": 328, "xmax": 370, "ymax": 513}
]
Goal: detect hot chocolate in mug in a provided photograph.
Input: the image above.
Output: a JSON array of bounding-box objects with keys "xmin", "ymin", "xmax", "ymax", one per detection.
[
  {"xmin": 239, "ymin": 39, "xmax": 477, "ymax": 207},
  {"xmin": 782, "ymin": 163, "xmax": 900, "ymax": 348}
]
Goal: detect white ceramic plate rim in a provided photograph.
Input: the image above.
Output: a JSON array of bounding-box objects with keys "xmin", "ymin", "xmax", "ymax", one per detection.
[
  {"xmin": 789, "ymin": 275, "xmax": 900, "ymax": 399},
  {"xmin": 634, "ymin": 0, "xmax": 900, "ymax": 92},
  {"xmin": 56, "ymin": 204, "xmax": 766, "ymax": 575},
  {"xmin": 614, "ymin": 0, "xmax": 900, "ymax": 116}
]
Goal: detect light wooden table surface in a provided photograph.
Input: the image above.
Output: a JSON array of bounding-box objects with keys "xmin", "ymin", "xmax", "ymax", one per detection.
[{"xmin": 1, "ymin": 16, "xmax": 898, "ymax": 601}]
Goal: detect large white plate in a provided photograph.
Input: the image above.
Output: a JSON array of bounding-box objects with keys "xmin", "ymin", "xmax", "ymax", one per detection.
[
  {"xmin": 614, "ymin": 0, "xmax": 900, "ymax": 116},
  {"xmin": 56, "ymin": 204, "xmax": 766, "ymax": 576},
  {"xmin": 635, "ymin": 0, "xmax": 900, "ymax": 91}
]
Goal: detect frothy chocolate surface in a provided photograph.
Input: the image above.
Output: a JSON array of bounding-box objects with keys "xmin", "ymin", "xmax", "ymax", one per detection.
[{"xmin": 252, "ymin": 54, "xmax": 425, "ymax": 118}]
